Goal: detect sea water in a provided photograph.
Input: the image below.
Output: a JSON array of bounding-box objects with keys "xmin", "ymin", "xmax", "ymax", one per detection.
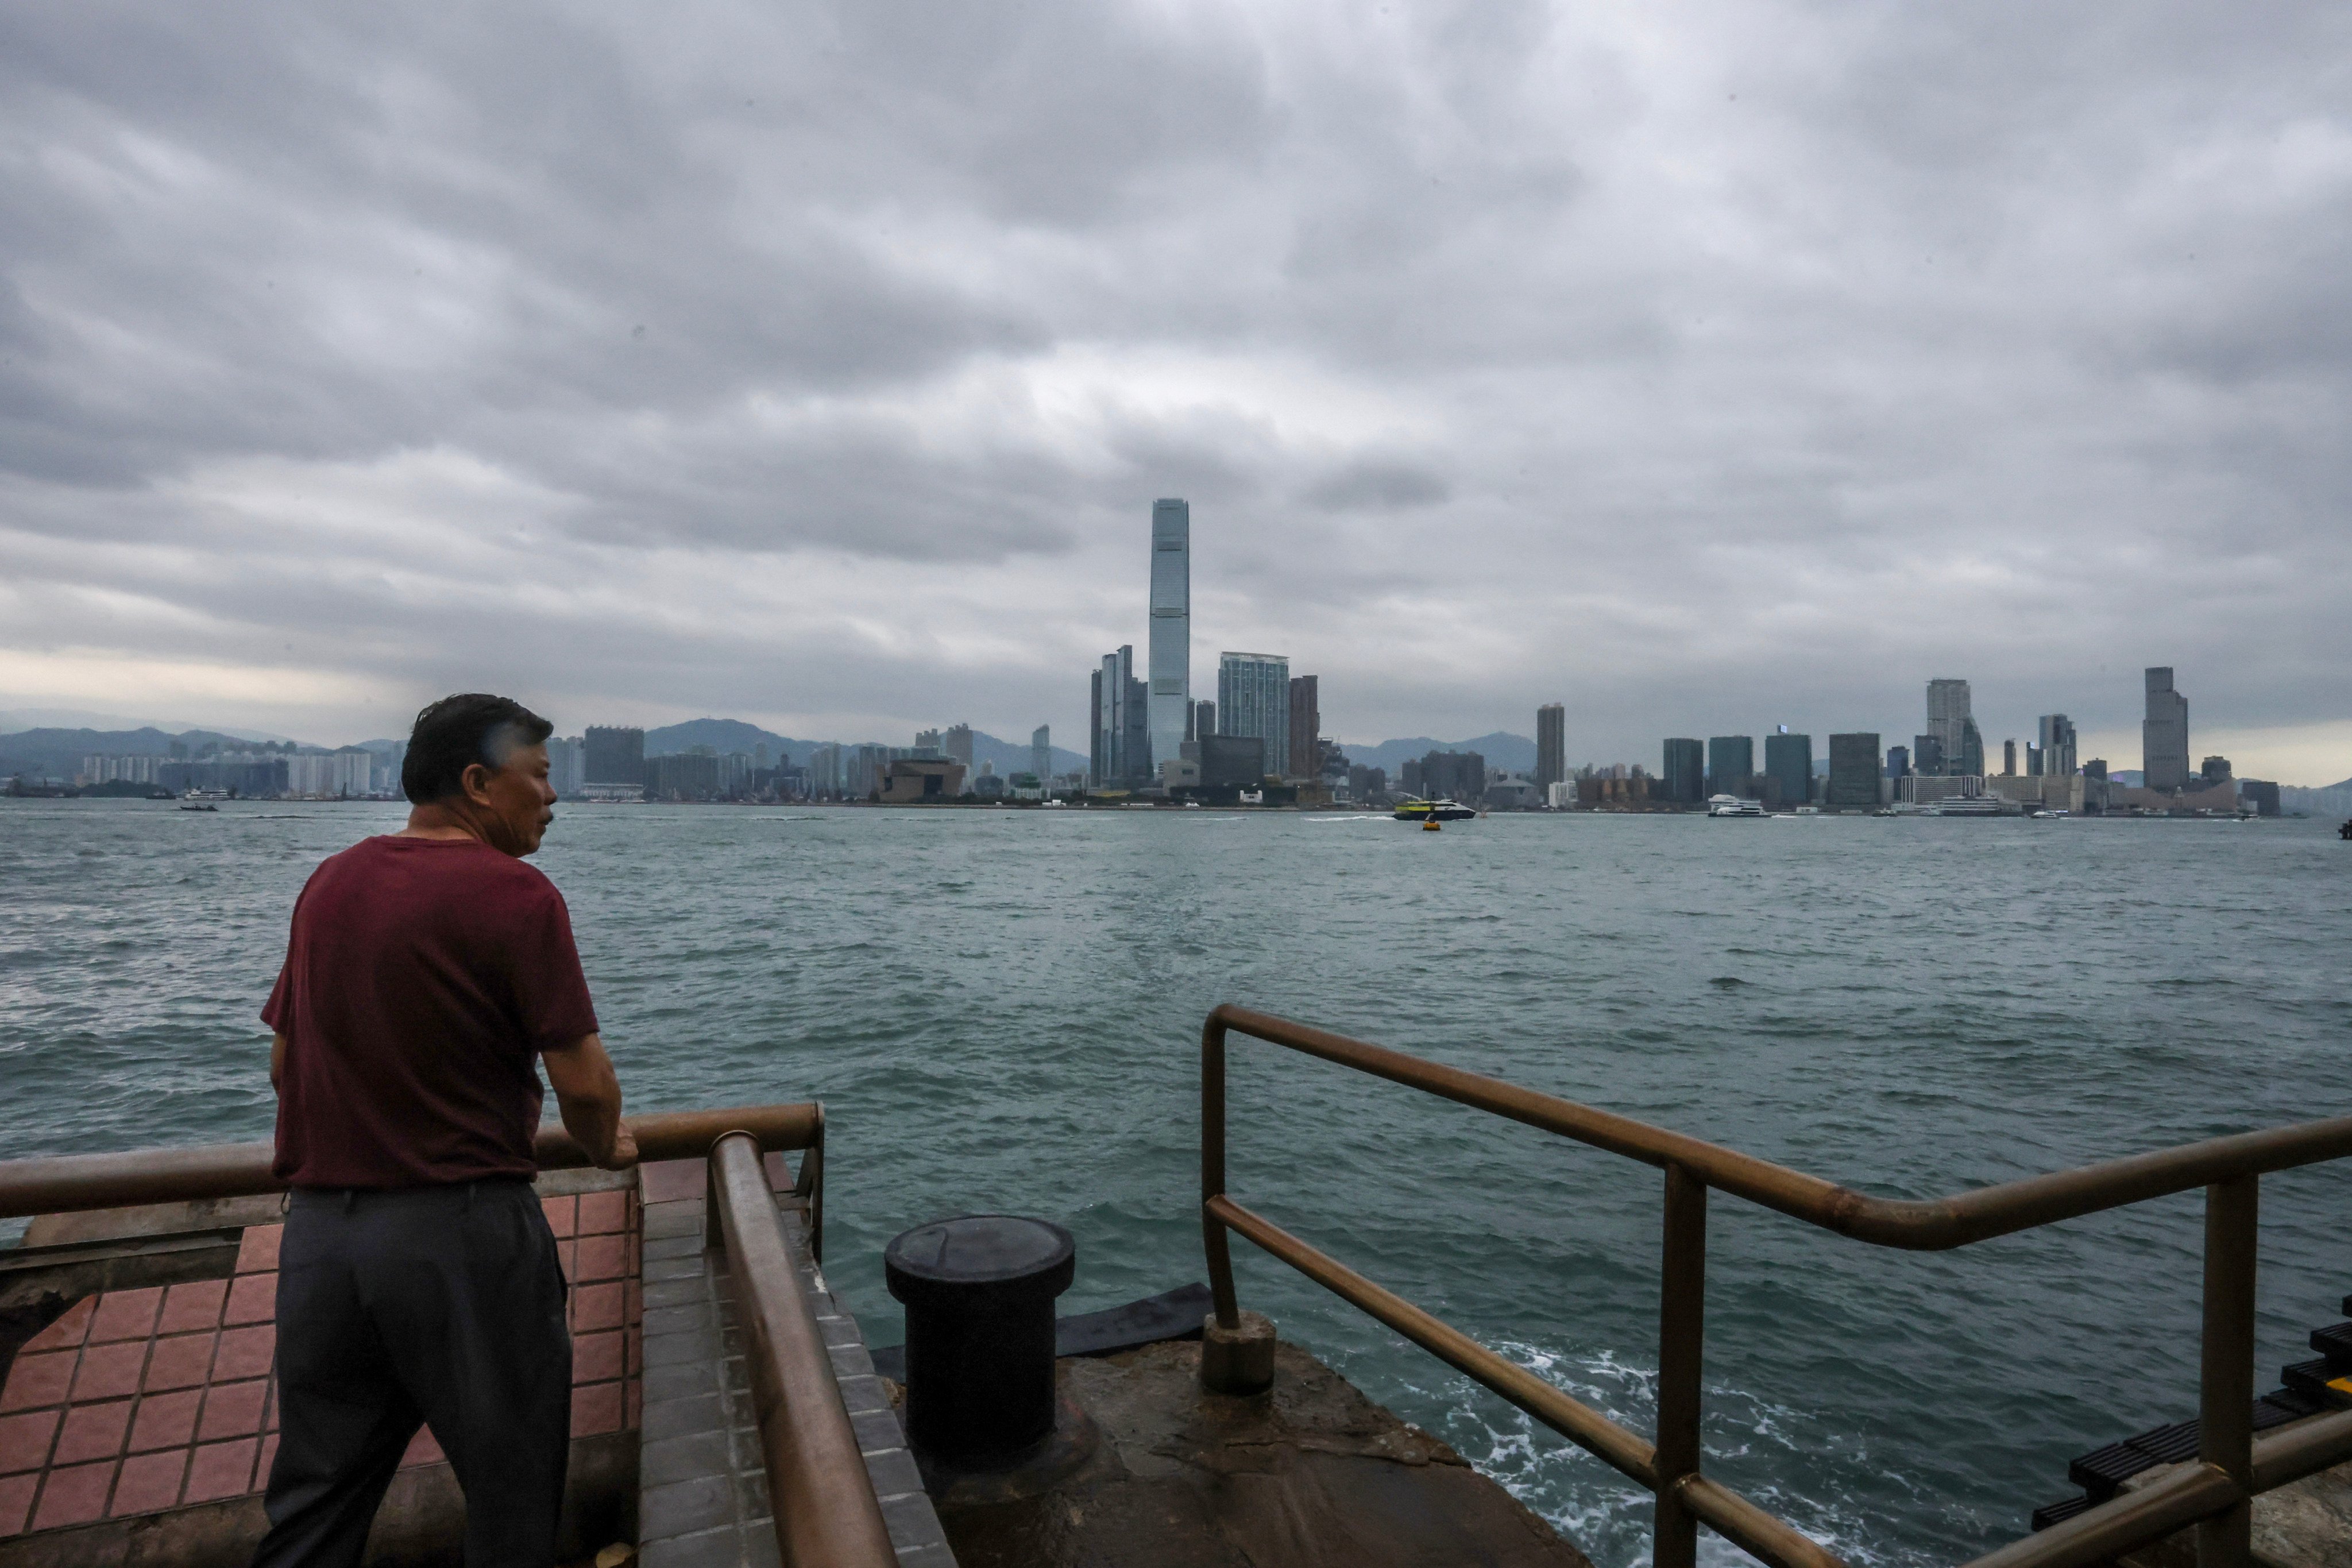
[{"xmin": 5, "ymin": 799, "xmax": 2350, "ymax": 1565}]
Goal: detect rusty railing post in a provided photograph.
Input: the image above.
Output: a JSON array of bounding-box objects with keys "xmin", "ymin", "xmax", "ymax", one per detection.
[
  {"xmin": 2197, "ymin": 1175, "xmax": 2258, "ymax": 1568},
  {"xmin": 1203, "ymin": 1009, "xmax": 1241, "ymax": 1330},
  {"xmin": 793, "ymin": 1104, "xmax": 827, "ymax": 1265},
  {"xmin": 1654, "ymin": 1161, "xmax": 1708, "ymax": 1568}
]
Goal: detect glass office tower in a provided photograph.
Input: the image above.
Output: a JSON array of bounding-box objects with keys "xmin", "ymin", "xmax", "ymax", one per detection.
[
  {"xmin": 1148, "ymin": 500, "xmax": 1191, "ymax": 775},
  {"xmin": 1218, "ymin": 653, "xmax": 1290, "ymax": 770}
]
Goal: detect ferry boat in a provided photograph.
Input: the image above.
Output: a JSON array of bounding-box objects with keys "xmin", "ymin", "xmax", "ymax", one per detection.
[
  {"xmin": 1392, "ymin": 797, "xmax": 1475, "ymax": 822},
  {"xmin": 1924, "ymin": 796, "xmax": 2009, "ymax": 817},
  {"xmin": 1706, "ymin": 794, "xmax": 1764, "ymax": 817}
]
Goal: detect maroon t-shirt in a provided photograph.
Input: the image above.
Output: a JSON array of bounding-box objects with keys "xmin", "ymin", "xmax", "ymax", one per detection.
[{"xmin": 262, "ymin": 836, "xmax": 599, "ymax": 1188}]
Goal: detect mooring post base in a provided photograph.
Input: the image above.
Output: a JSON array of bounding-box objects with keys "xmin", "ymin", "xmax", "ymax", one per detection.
[{"xmin": 1200, "ymin": 1310, "xmax": 1277, "ymax": 1394}]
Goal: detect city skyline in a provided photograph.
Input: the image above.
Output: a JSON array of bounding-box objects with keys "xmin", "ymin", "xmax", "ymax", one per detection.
[{"xmin": 3, "ymin": 7, "xmax": 2349, "ymax": 785}]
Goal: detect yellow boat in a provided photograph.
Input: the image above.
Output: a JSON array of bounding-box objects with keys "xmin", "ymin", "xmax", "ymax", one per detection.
[{"xmin": 1392, "ymin": 797, "xmax": 1475, "ymax": 822}]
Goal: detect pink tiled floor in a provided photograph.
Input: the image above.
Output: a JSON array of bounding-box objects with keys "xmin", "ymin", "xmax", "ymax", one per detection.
[{"xmin": 1, "ymin": 1181, "xmax": 640, "ymax": 1539}]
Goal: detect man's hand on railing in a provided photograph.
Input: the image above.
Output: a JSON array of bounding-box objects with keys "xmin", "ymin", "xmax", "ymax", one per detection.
[{"xmin": 544, "ymin": 1033, "xmax": 636, "ymax": 1170}]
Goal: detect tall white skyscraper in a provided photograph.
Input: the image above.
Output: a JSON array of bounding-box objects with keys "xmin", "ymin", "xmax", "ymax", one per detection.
[
  {"xmin": 1147, "ymin": 499, "xmax": 1191, "ymax": 774},
  {"xmin": 1218, "ymin": 652, "xmax": 1290, "ymax": 767}
]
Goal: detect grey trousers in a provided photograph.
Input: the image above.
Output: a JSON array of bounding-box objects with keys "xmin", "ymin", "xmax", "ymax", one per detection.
[{"xmin": 252, "ymin": 1180, "xmax": 571, "ymax": 1568}]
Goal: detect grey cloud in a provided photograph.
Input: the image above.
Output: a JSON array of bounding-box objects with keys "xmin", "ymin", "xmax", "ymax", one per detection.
[
  {"xmin": 1, "ymin": 0, "xmax": 2349, "ymax": 768},
  {"xmin": 1301, "ymin": 461, "xmax": 1451, "ymax": 513}
]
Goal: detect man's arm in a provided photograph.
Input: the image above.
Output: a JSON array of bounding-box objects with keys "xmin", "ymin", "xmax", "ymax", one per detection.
[{"xmin": 542, "ymin": 1033, "xmax": 638, "ymax": 1171}]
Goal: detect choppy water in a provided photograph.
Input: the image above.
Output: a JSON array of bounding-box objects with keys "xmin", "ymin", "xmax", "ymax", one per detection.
[{"xmin": 5, "ymin": 800, "xmax": 2351, "ymax": 1565}]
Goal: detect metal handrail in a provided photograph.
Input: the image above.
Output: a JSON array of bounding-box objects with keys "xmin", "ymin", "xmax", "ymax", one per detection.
[
  {"xmin": 0, "ymin": 1103, "xmax": 823, "ymax": 1220},
  {"xmin": 1200, "ymin": 1004, "xmax": 2352, "ymax": 1568},
  {"xmin": 0, "ymin": 1103, "xmax": 891, "ymax": 1564},
  {"xmin": 706, "ymin": 1132, "xmax": 897, "ymax": 1568}
]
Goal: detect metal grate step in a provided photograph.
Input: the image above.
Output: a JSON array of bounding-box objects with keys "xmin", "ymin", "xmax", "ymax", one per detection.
[
  {"xmin": 2309, "ymin": 1320, "xmax": 2352, "ymax": 1369},
  {"xmin": 2030, "ymin": 1493, "xmax": 2095, "ymax": 1532}
]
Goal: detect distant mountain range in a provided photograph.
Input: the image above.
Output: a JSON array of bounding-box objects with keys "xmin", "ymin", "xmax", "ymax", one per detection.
[{"xmin": 0, "ymin": 725, "xmax": 337, "ymax": 782}]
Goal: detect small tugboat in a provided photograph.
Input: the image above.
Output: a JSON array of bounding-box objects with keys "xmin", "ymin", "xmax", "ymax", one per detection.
[
  {"xmin": 1392, "ymin": 797, "xmax": 1474, "ymax": 822},
  {"xmin": 2340, "ymin": 817, "xmax": 2351, "ymax": 840}
]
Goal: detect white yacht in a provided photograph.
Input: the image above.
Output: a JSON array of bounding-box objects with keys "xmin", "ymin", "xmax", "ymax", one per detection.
[{"xmin": 1706, "ymin": 794, "xmax": 1764, "ymax": 818}]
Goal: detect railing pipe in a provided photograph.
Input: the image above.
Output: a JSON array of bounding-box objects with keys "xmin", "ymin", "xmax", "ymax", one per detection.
[
  {"xmin": 1204, "ymin": 1013, "xmax": 1242, "ymax": 1330},
  {"xmin": 706, "ymin": 1132, "xmax": 897, "ymax": 1568},
  {"xmin": 0, "ymin": 1103, "xmax": 825, "ymax": 1221},
  {"xmin": 2249, "ymin": 1405, "xmax": 2352, "ymax": 1492},
  {"xmin": 1653, "ymin": 1164, "xmax": 1708, "ymax": 1568},
  {"xmin": 1956, "ymin": 1463, "xmax": 2242, "ymax": 1568},
  {"xmin": 1674, "ymin": 1475, "xmax": 1848, "ymax": 1568},
  {"xmin": 1207, "ymin": 1005, "xmax": 2352, "ymax": 1250},
  {"xmin": 1202, "ymin": 1006, "xmax": 2343, "ymax": 1568},
  {"xmin": 2196, "ymin": 1176, "xmax": 2258, "ymax": 1568},
  {"xmin": 1206, "ymin": 1194, "xmax": 1659, "ymax": 1485}
]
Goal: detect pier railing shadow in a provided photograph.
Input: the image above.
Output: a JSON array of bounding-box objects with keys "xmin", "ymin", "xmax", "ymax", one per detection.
[
  {"xmin": 0, "ymin": 1103, "xmax": 896, "ymax": 1568},
  {"xmin": 1200, "ymin": 1003, "xmax": 2352, "ymax": 1568}
]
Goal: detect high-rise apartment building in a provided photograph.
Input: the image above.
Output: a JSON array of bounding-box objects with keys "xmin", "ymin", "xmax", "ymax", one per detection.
[
  {"xmin": 1925, "ymin": 679, "xmax": 1972, "ymax": 776},
  {"xmin": 1706, "ymin": 735, "xmax": 1754, "ymax": 797},
  {"xmin": 1091, "ymin": 646, "xmax": 1150, "ymax": 788},
  {"xmin": 1218, "ymin": 653, "xmax": 1289, "ymax": 770},
  {"xmin": 1536, "ymin": 705, "xmax": 1566, "ymax": 792},
  {"xmin": 2002, "ymin": 739, "xmax": 2017, "ymax": 777},
  {"xmin": 547, "ymin": 736, "xmax": 584, "ymax": 796},
  {"xmin": 1030, "ymin": 725, "xmax": 1051, "ymax": 783},
  {"xmin": 2037, "ymin": 714, "xmax": 2077, "ymax": 778},
  {"xmin": 1148, "ymin": 500, "xmax": 1191, "ymax": 773},
  {"xmin": 1763, "ymin": 731, "xmax": 1812, "ymax": 806},
  {"xmin": 2143, "ymin": 669, "xmax": 2190, "ymax": 791},
  {"xmin": 1886, "ymin": 744, "xmax": 1910, "ymax": 779},
  {"xmin": 1662, "ymin": 738, "xmax": 1705, "ymax": 804},
  {"xmin": 1826, "ymin": 733, "xmax": 1880, "ymax": 808},
  {"xmin": 1287, "ymin": 675, "xmax": 1320, "ymax": 779},
  {"xmin": 944, "ymin": 724, "xmax": 974, "ymax": 768},
  {"xmin": 584, "ymin": 726, "xmax": 645, "ymax": 786}
]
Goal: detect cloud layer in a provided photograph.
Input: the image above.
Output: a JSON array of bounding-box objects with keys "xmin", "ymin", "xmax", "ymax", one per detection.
[{"xmin": 5, "ymin": 1, "xmax": 2349, "ymax": 777}]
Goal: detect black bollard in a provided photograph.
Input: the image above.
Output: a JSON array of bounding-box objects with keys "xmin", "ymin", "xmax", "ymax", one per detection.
[{"xmin": 883, "ymin": 1215, "xmax": 1075, "ymax": 1463}]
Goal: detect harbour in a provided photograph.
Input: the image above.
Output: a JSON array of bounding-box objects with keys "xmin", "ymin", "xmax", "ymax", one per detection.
[{"xmin": 6, "ymin": 800, "xmax": 2349, "ymax": 1563}]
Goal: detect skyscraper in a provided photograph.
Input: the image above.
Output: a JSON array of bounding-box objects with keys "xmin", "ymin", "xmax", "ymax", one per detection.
[
  {"xmin": 1218, "ymin": 653, "xmax": 1289, "ymax": 769},
  {"xmin": 1662, "ymin": 738, "xmax": 1705, "ymax": 804},
  {"xmin": 1763, "ymin": 731, "xmax": 1812, "ymax": 806},
  {"xmin": 584, "ymin": 726, "xmax": 645, "ymax": 786},
  {"xmin": 1287, "ymin": 674, "xmax": 1320, "ymax": 779},
  {"xmin": 1706, "ymin": 735, "xmax": 1754, "ymax": 797},
  {"xmin": 1030, "ymin": 725, "xmax": 1051, "ymax": 783},
  {"xmin": 1192, "ymin": 700, "xmax": 1216, "ymax": 741},
  {"xmin": 1091, "ymin": 646, "xmax": 1150, "ymax": 788},
  {"xmin": 944, "ymin": 724, "xmax": 974, "ymax": 768},
  {"xmin": 1826, "ymin": 733, "xmax": 1880, "ymax": 808},
  {"xmin": 1148, "ymin": 500, "xmax": 1191, "ymax": 773},
  {"xmin": 1925, "ymin": 679, "xmax": 1972, "ymax": 775},
  {"xmin": 1536, "ymin": 704, "xmax": 1566, "ymax": 793},
  {"xmin": 2143, "ymin": 670, "xmax": 2189, "ymax": 791},
  {"xmin": 2037, "ymin": 714, "xmax": 2077, "ymax": 778}
]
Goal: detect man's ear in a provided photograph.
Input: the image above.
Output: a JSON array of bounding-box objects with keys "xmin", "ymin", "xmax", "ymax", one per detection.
[{"xmin": 461, "ymin": 760, "xmax": 497, "ymax": 805}]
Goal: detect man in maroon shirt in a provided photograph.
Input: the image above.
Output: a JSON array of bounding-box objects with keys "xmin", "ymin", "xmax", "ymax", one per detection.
[{"xmin": 252, "ymin": 694, "xmax": 635, "ymax": 1568}]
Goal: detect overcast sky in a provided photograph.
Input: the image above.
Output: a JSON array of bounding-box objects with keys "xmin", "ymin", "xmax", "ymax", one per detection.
[{"xmin": 4, "ymin": 2, "xmax": 2349, "ymax": 779}]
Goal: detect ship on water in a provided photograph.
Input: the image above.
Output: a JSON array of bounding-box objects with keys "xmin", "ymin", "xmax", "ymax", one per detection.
[{"xmin": 1392, "ymin": 797, "xmax": 1476, "ymax": 822}]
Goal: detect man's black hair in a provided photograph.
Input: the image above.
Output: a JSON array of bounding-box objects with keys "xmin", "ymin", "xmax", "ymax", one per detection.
[{"xmin": 402, "ymin": 694, "xmax": 554, "ymax": 804}]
